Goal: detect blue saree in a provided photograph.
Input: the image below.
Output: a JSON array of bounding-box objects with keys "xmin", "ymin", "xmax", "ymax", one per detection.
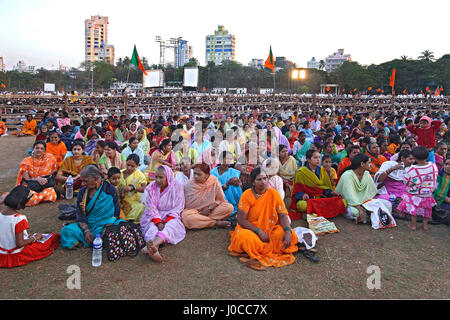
[{"xmin": 211, "ymin": 167, "xmax": 243, "ymax": 218}]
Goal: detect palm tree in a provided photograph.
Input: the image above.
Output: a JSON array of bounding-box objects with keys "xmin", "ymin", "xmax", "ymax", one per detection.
[
  {"xmin": 319, "ymin": 60, "xmax": 325, "ymax": 70},
  {"xmin": 418, "ymin": 50, "xmax": 435, "ymax": 62},
  {"xmin": 400, "ymin": 55, "xmax": 410, "ymax": 61}
]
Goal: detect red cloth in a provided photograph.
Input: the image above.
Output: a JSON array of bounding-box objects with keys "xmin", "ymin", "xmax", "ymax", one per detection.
[
  {"xmin": 0, "ymin": 233, "xmax": 60, "ymax": 268},
  {"xmin": 306, "ymin": 197, "xmax": 346, "ymax": 219}
]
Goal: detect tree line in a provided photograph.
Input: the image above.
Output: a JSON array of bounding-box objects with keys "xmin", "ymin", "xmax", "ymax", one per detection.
[{"xmin": 0, "ymin": 50, "xmax": 448, "ymax": 94}]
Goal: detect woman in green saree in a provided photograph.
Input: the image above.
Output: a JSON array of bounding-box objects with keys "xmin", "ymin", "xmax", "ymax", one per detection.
[
  {"xmin": 335, "ymin": 154, "xmax": 378, "ymax": 224},
  {"xmin": 289, "ymin": 150, "xmax": 344, "ymax": 221}
]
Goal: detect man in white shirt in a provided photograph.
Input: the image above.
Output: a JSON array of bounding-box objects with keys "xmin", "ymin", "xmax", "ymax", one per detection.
[{"xmin": 175, "ymin": 157, "xmax": 194, "ymax": 186}]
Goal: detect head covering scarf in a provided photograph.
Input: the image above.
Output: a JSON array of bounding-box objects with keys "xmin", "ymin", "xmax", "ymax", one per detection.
[
  {"xmin": 140, "ymin": 165, "xmax": 185, "ymax": 228},
  {"xmin": 420, "ymin": 116, "xmax": 432, "ymax": 129}
]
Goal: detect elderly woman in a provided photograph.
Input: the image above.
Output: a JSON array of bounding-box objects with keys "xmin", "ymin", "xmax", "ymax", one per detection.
[
  {"xmin": 140, "ymin": 165, "xmax": 186, "ymax": 262},
  {"xmin": 211, "ymin": 151, "xmax": 243, "ymax": 221},
  {"xmin": 374, "ymin": 149, "xmax": 415, "ymax": 217},
  {"xmin": 60, "ymin": 165, "xmax": 122, "ymax": 249},
  {"xmin": 98, "ymin": 141, "xmax": 126, "ymax": 178},
  {"xmin": 366, "ymin": 142, "xmax": 388, "ymax": 177},
  {"xmin": 335, "ymin": 154, "xmax": 378, "ymax": 224},
  {"xmin": 121, "ymin": 137, "xmax": 147, "ymax": 172},
  {"xmin": 16, "ymin": 141, "xmax": 58, "ymax": 206},
  {"xmin": 228, "ymin": 167, "xmax": 298, "ymax": 271},
  {"xmin": 181, "ymin": 163, "xmax": 234, "ymax": 229},
  {"xmin": 46, "ymin": 132, "xmax": 68, "ymax": 168},
  {"xmin": 289, "ymin": 150, "xmax": 345, "ymax": 220},
  {"xmin": 118, "ymin": 154, "xmax": 147, "ymax": 223},
  {"xmin": 56, "ymin": 140, "xmax": 95, "ymax": 194}
]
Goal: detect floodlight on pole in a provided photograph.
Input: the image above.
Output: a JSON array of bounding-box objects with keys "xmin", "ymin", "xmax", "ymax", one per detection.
[{"xmin": 291, "ymin": 68, "xmax": 306, "ymax": 80}]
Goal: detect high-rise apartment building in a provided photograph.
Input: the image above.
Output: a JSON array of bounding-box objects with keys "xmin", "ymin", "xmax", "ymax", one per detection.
[
  {"xmin": 0, "ymin": 57, "xmax": 5, "ymax": 72},
  {"xmin": 85, "ymin": 15, "xmax": 115, "ymax": 65},
  {"xmin": 205, "ymin": 25, "xmax": 235, "ymax": 65},
  {"xmin": 175, "ymin": 39, "xmax": 193, "ymax": 68},
  {"xmin": 325, "ymin": 49, "xmax": 351, "ymax": 73},
  {"xmin": 307, "ymin": 57, "xmax": 319, "ymax": 69}
]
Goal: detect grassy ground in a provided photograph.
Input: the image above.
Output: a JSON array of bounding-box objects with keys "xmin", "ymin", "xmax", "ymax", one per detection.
[{"xmin": 0, "ymin": 136, "xmax": 449, "ymax": 299}]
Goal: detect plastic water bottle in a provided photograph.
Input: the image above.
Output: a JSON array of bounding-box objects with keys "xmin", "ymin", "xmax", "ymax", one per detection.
[
  {"xmin": 65, "ymin": 175, "xmax": 73, "ymax": 200},
  {"xmin": 92, "ymin": 234, "xmax": 102, "ymax": 267},
  {"xmin": 389, "ymin": 192, "xmax": 396, "ymax": 202}
]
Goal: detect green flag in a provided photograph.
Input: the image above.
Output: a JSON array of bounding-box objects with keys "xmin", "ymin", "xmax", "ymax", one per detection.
[{"xmin": 130, "ymin": 45, "xmax": 148, "ymax": 75}]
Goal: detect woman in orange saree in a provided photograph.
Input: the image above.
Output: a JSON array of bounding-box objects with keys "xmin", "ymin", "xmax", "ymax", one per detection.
[
  {"xmin": 15, "ymin": 141, "xmax": 57, "ymax": 206},
  {"xmin": 228, "ymin": 167, "xmax": 298, "ymax": 270},
  {"xmin": 14, "ymin": 115, "xmax": 37, "ymax": 136},
  {"xmin": 181, "ymin": 163, "xmax": 233, "ymax": 230},
  {"xmin": 46, "ymin": 132, "xmax": 67, "ymax": 168}
]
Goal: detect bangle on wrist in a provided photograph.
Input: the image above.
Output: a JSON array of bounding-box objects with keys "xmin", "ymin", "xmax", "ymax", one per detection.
[
  {"xmin": 284, "ymin": 227, "xmax": 292, "ymax": 233},
  {"xmin": 253, "ymin": 227, "xmax": 260, "ymax": 235}
]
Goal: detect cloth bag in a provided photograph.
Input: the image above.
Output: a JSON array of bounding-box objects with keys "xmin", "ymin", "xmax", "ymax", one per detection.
[
  {"xmin": 101, "ymin": 221, "xmax": 146, "ymax": 262},
  {"xmin": 362, "ymin": 198, "xmax": 397, "ymax": 230}
]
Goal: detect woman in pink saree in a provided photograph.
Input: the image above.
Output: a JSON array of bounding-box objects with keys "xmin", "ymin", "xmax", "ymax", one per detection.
[{"xmin": 140, "ymin": 165, "xmax": 186, "ymax": 262}]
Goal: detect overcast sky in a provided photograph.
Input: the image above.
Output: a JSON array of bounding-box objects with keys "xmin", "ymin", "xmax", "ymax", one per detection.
[{"xmin": 1, "ymin": 0, "xmax": 449, "ymax": 70}]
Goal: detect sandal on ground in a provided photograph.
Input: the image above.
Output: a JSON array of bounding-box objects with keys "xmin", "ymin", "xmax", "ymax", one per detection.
[{"xmin": 300, "ymin": 249, "xmax": 319, "ymax": 263}]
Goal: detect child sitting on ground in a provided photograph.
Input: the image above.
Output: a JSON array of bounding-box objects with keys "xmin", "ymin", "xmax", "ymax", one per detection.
[
  {"xmin": 397, "ymin": 146, "xmax": 439, "ymax": 231},
  {"xmin": 0, "ymin": 186, "xmax": 60, "ymax": 268}
]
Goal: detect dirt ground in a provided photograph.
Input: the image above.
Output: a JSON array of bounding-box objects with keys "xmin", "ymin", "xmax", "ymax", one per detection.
[{"xmin": 0, "ymin": 135, "xmax": 449, "ymax": 299}]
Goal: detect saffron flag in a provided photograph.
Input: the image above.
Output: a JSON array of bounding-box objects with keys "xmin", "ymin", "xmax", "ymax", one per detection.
[
  {"xmin": 403, "ymin": 89, "xmax": 407, "ymax": 94},
  {"xmin": 130, "ymin": 45, "xmax": 148, "ymax": 76},
  {"xmin": 368, "ymin": 87, "xmax": 372, "ymax": 91},
  {"xmin": 426, "ymin": 86, "xmax": 430, "ymax": 92},
  {"xmin": 264, "ymin": 46, "xmax": 275, "ymax": 72},
  {"xmin": 389, "ymin": 62, "xmax": 396, "ymax": 89},
  {"xmin": 440, "ymin": 86, "xmax": 444, "ymax": 91},
  {"xmin": 435, "ymin": 87, "xmax": 440, "ymax": 96},
  {"xmin": 0, "ymin": 83, "xmax": 5, "ymax": 88}
]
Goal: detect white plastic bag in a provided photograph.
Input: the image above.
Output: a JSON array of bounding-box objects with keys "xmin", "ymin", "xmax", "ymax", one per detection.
[
  {"xmin": 293, "ymin": 227, "xmax": 318, "ymax": 250},
  {"xmin": 362, "ymin": 198, "xmax": 397, "ymax": 230}
]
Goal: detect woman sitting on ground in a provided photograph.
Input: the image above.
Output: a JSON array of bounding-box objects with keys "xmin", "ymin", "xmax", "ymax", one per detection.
[
  {"xmin": 374, "ymin": 149, "xmax": 415, "ymax": 217},
  {"xmin": 140, "ymin": 165, "xmax": 186, "ymax": 263},
  {"xmin": 366, "ymin": 142, "xmax": 387, "ymax": 177},
  {"xmin": 262, "ymin": 157, "xmax": 285, "ymax": 199},
  {"xmin": 56, "ymin": 141, "xmax": 95, "ymax": 195},
  {"xmin": 16, "ymin": 141, "xmax": 58, "ymax": 207},
  {"xmin": 14, "ymin": 115, "xmax": 37, "ymax": 137},
  {"xmin": 0, "ymin": 185, "xmax": 60, "ymax": 268},
  {"xmin": 335, "ymin": 154, "xmax": 378, "ymax": 224},
  {"xmin": 145, "ymin": 138, "xmax": 176, "ymax": 183},
  {"xmin": 289, "ymin": 150, "xmax": 345, "ymax": 220},
  {"xmin": 175, "ymin": 156, "xmax": 194, "ymax": 186},
  {"xmin": 46, "ymin": 132, "xmax": 68, "ymax": 168},
  {"xmin": 228, "ymin": 167, "xmax": 298, "ymax": 271},
  {"xmin": 118, "ymin": 154, "xmax": 147, "ymax": 223},
  {"xmin": 98, "ymin": 141, "xmax": 126, "ymax": 178},
  {"xmin": 211, "ymin": 151, "xmax": 243, "ymax": 223},
  {"xmin": 278, "ymin": 144, "xmax": 298, "ymax": 196},
  {"xmin": 91, "ymin": 140, "xmax": 105, "ymax": 164},
  {"xmin": 181, "ymin": 163, "xmax": 234, "ymax": 230},
  {"xmin": 337, "ymin": 145, "xmax": 361, "ymax": 180},
  {"xmin": 60, "ymin": 165, "xmax": 123, "ymax": 249}
]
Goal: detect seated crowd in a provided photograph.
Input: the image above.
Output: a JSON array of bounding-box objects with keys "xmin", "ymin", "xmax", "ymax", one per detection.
[{"xmin": 1, "ymin": 107, "xmax": 450, "ymax": 270}]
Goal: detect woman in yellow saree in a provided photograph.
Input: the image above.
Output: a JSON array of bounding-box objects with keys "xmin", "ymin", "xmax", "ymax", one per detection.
[
  {"xmin": 228, "ymin": 167, "xmax": 298, "ymax": 270},
  {"xmin": 118, "ymin": 154, "xmax": 147, "ymax": 223}
]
